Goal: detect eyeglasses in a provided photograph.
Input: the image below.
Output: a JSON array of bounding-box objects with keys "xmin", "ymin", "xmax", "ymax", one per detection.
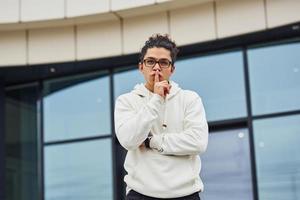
[{"xmin": 143, "ymin": 58, "xmax": 172, "ymax": 69}]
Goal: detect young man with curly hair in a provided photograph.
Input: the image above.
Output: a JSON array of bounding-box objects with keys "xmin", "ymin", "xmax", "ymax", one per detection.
[{"xmin": 114, "ymin": 34, "xmax": 208, "ymax": 200}]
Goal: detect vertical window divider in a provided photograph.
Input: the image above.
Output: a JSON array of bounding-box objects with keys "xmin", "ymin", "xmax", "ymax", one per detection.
[
  {"xmin": 243, "ymin": 47, "xmax": 259, "ymax": 200},
  {"xmin": 0, "ymin": 77, "xmax": 5, "ymax": 200},
  {"xmin": 109, "ymin": 69, "xmax": 118, "ymax": 200},
  {"xmin": 37, "ymin": 80, "xmax": 45, "ymax": 200}
]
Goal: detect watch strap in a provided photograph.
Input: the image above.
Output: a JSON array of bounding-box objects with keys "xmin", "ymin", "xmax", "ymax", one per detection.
[{"xmin": 144, "ymin": 136, "xmax": 152, "ymax": 148}]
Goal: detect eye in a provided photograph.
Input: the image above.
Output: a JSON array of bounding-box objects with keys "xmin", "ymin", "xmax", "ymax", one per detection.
[
  {"xmin": 159, "ymin": 59, "xmax": 170, "ymax": 67},
  {"xmin": 145, "ymin": 59, "xmax": 155, "ymax": 66}
]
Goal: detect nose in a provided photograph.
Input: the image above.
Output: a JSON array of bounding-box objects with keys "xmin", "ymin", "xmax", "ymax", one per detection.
[{"xmin": 152, "ymin": 62, "xmax": 161, "ymax": 71}]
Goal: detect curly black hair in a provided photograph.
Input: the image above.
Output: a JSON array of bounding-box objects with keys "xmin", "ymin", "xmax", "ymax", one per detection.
[{"xmin": 139, "ymin": 34, "xmax": 179, "ymax": 65}]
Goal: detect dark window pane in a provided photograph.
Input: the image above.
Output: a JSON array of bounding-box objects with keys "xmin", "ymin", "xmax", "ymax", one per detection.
[
  {"xmin": 45, "ymin": 139, "xmax": 113, "ymax": 200},
  {"xmin": 253, "ymin": 115, "xmax": 300, "ymax": 200},
  {"xmin": 113, "ymin": 68, "xmax": 144, "ymax": 100},
  {"xmin": 248, "ymin": 42, "xmax": 300, "ymax": 115},
  {"xmin": 5, "ymin": 84, "xmax": 39, "ymax": 200},
  {"xmin": 201, "ymin": 129, "xmax": 253, "ymax": 200},
  {"xmin": 43, "ymin": 72, "xmax": 111, "ymax": 142},
  {"xmin": 173, "ymin": 51, "xmax": 247, "ymax": 122}
]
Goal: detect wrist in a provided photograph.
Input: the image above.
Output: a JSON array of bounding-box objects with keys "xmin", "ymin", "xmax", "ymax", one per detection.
[{"xmin": 149, "ymin": 135, "xmax": 164, "ymax": 153}]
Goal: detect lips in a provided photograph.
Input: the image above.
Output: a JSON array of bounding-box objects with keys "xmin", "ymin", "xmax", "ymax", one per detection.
[{"xmin": 150, "ymin": 74, "xmax": 163, "ymax": 81}]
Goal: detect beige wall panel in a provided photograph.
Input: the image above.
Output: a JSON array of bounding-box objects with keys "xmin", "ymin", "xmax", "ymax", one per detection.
[
  {"xmin": 170, "ymin": 2, "xmax": 216, "ymax": 46},
  {"xmin": 111, "ymin": 0, "xmax": 155, "ymax": 11},
  {"xmin": 266, "ymin": 0, "xmax": 300, "ymax": 28},
  {"xmin": 0, "ymin": 0, "xmax": 19, "ymax": 23},
  {"xmin": 77, "ymin": 20, "xmax": 122, "ymax": 60},
  {"xmin": 28, "ymin": 26, "xmax": 75, "ymax": 64},
  {"xmin": 115, "ymin": 1, "xmax": 168, "ymax": 18},
  {"xmin": 156, "ymin": 0, "xmax": 172, "ymax": 2},
  {"xmin": 66, "ymin": 0, "xmax": 110, "ymax": 18},
  {"xmin": 21, "ymin": 0, "xmax": 64, "ymax": 22},
  {"xmin": 116, "ymin": 0, "xmax": 215, "ymax": 18},
  {"xmin": 216, "ymin": 0, "xmax": 266, "ymax": 38},
  {"xmin": 123, "ymin": 12, "xmax": 168, "ymax": 54},
  {"xmin": 0, "ymin": 31, "xmax": 26, "ymax": 66}
]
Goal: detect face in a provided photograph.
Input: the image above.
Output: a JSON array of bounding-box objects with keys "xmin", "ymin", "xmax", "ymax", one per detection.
[{"xmin": 139, "ymin": 47, "xmax": 175, "ymax": 88}]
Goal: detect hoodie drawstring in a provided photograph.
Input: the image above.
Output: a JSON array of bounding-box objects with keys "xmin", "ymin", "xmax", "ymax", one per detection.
[
  {"xmin": 132, "ymin": 81, "xmax": 180, "ymax": 132},
  {"xmin": 162, "ymin": 96, "xmax": 168, "ymax": 131}
]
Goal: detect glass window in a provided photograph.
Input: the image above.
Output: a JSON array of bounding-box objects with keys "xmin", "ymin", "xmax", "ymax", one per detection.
[
  {"xmin": 248, "ymin": 42, "xmax": 300, "ymax": 115},
  {"xmin": 253, "ymin": 115, "xmax": 300, "ymax": 200},
  {"xmin": 113, "ymin": 68, "xmax": 144, "ymax": 100},
  {"xmin": 200, "ymin": 129, "xmax": 253, "ymax": 200},
  {"xmin": 43, "ymin": 72, "xmax": 111, "ymax": 142},
  {"xmin": 5, "ymin": 84, "xmax": 39, "ymax": 200},
  {"xmin": 173, "ymin": 51, "xmax": 247, "ymax": 122},
  {"xmin": 44, "ymin": 139, "xmax": 113, "ymax": 200}
]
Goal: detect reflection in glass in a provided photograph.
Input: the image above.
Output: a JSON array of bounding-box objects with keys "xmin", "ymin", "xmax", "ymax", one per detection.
[
  {"xmin": 173, "ymin": 51, "xmax": 247, "ymax": 122},
  {"xmin": 113, "ymin": 68, "xmax": 144, "ymax": 100},
  {"xmin": 248, "ymin": 42, "xmax": 300, "ymax": 115},
  {"xmin": 201, "ymin": 129, "xmax": 253, "ymax": 200},
  {"xmin": 5, "ymin": 84, "xmax": 39, "ymax": 200},
  {"xmin": 44, "ymin": 72, "xmax": 111, "ymax": 142},
  {"xmin": 253, "ymin": 115, "xmax": 300, "ymax": 200},
  {"xmin": 45, "ymin": 139, "xmax": 113, "ymax": 200}
]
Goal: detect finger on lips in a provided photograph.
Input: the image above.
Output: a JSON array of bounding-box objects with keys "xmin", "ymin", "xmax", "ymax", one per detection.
[{"xmin": 154, "ymin": 71, "xmax": 159, "ymax": 83}]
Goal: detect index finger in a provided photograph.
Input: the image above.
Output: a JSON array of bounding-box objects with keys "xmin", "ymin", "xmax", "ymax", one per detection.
[{"xmin": 154, "ymin": 70, "xmax": 159, "ymax": 83}]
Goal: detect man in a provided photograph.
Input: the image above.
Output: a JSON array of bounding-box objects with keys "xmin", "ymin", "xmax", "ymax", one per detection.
[{"xmin": 114, "ymin": 34, "xmax": 208, "ymax": 200}]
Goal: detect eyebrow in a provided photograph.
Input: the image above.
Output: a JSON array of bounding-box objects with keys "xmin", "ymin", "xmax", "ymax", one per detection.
[{"xmin": 145, "ymin": 57, "xmax": 170, "ymax": 61}]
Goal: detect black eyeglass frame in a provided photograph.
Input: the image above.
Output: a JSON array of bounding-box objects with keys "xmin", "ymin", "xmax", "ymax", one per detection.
[{"xmin": 142, "ymin": 58, "xmax": 173, "ymax": 69}]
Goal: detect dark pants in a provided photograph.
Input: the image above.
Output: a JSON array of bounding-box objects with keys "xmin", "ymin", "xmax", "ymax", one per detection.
[{"xmin": 126, "ymin": 190, "xmax": 201, "ymax": 200}]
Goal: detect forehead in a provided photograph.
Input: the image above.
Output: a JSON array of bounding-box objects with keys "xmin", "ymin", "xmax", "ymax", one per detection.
[{"xmin": 144, "ymin": 47, "xmax": 171, "ymax": 60}]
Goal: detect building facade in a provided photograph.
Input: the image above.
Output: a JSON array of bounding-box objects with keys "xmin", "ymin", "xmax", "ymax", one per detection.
[{"xmin": 0, "ymin": 0, "xmax": 300, "ymax": 200}]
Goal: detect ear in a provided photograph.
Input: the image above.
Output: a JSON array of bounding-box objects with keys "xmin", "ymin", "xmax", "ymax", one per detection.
[
  {"xmin": 171, "ymin": 65, "xmax": 175, "ymax": 74},
  {"xmin": 139, "ymin": 62, "xmax": 143, "ymax": 72}
]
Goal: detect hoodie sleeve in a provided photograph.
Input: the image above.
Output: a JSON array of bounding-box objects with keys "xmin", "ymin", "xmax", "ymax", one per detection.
[
  {"xmin": 150, "ymin": 96, "xmax": 208, "ymax": 156},
  {"xmin": 114, "ymin": 93, "xmax": 164, "ymax": 151}
]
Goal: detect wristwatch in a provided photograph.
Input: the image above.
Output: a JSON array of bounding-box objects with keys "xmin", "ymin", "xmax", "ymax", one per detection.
[{"xmin": 144, "ymin": 136, "xmax": 153, "ymax": 149}]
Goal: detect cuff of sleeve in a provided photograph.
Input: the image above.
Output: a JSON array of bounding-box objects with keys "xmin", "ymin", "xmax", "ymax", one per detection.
[{"xmin": 150, "ymin": 134, "xmax": 164, "ymax": 153}]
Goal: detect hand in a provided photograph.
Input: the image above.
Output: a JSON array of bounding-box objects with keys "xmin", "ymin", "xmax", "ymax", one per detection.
[
  {"xmin": 153, "ymin": 71, "xmax": 171, "ymax": 98},
  {"xmin": 139, "ymin": 142, "xmax": 146, "ymax": 152}
]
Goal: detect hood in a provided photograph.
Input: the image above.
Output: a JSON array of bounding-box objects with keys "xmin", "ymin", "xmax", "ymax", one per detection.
[{"xmin": 131, "ymin": 81, "xmax": 181, "ymax": 100}]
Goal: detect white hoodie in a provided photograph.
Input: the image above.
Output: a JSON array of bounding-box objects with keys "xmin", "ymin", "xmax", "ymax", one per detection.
[{"xmin": 114, "ymin": 81, "xmax": 208, "ymax": 198}]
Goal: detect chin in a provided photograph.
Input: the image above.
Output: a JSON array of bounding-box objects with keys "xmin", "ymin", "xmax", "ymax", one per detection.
[{"xmin": 146, "ymin": 80, "xmax": 154, "ymax": 85}]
